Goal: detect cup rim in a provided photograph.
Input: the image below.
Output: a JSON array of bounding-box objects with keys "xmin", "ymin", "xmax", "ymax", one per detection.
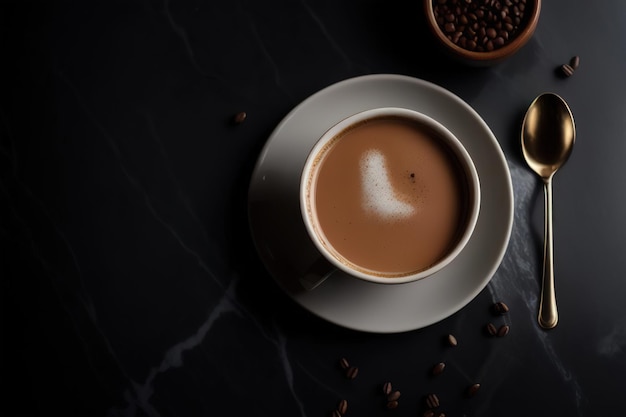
[{"xmin": 300, "ymin": 107, "xmax": 481, "ymax": 285}]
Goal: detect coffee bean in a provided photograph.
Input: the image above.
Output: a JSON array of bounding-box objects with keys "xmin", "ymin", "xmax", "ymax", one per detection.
[
  {"xmin": 332, "ymin": 410, "xmax": 342, "ymax": 417},
  {"xmin": 426, "ymin": 393, "xmax": 440, "ymax": 409},
  {"xmin": 337, "ymin": 399, "xmax": 348, "ymax": 415},
  {"xmin": 561, "ymin": 63, "xmax": 575, "ymax": 77},
  {"xmin": 436, "ymin": 413, "xmax": 446, "ymax": 417},
  {"xmin": 346, "ymin": 366, "xmax": 359, "ymax": 379},
  {"xmin": 493, "ymin": 301, "xmax": 509, "ymax": 315},
  {"xmin": 570, "ymin": 55, "xmax": 580, "ymax": 69},
  {"xmin": 486, "ymin": 322, "xmax": 498, "ymax": 336},
  {"xmin": 423, "ymin": 411, "xmax": 435, "ymax": 417},
  {"xmin": 339, "ymin": 357, "xmax": 350, "ymax": 370},
  {"xmin": 383, "ymin": 381, "xmax": 393, "ymax": 395},
  {"xmin": 467, "ymin": 383, "xmax": 481, "ymax": 396},
  {"xmin": 432, "ymin": 0, "xmax": 530, "ymax": 52},
  {"xmin": 387, "ymin": 390, "xmax": 401, "ymax": 402},
  {"xmin": 233, "ymin": 111, "xmax": 247, "ymax": 124},
  {"xmin": 446, "ymin": 334, "xmax": 458, "ymax": 347},
  {"xmin": 432, "ymin": 362, "xmax": 446, "ymax": 376},
  {"xmin": 386, "ymin": 400, "xmax": 399, "ymax": 409},
  {"xmin": 497, "ymin": 324, "xmax": 510, "ymax": 337}
]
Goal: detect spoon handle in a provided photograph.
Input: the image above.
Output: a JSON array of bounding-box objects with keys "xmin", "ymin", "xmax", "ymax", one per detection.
[{"xmin": 538, "ymin": 178, "xmax": 558, "ymax": 329}]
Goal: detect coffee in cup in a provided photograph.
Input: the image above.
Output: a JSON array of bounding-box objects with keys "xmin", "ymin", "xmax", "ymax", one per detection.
[{"xmin": 300, "ymin": 108, "xmax": 480, "ymax": 284}]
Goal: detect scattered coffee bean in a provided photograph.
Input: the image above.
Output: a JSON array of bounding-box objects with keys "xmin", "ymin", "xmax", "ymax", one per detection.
[
  {"xmin": 423, "ymin": 411, "xmax": 435, "ymax": 417},
  {"xmin": 387, "ymin": 390, "xmax": 401, "ymax": 402},
  {"xmin": 436, "ymin": 413, "xmax": 446, "ymax": 417},
  {"xmin": 570, "ymin": 55, "xmax": 580, "ymax": 70},
  {"xmin": 382, "ymin": 381, "xmax": 393, "ymax": 395},
  {"xmin": 233, "ymin": 111, "xmax": 247, "ymax": 124},
  {"xmin": 339, "ymin": 357, "xmax": 350, "ymax": 370},
  {"xmin": 386, "ymin": 400, "xmax": 399, "ymax": 409},
  {"xmin": 492, "ymin": 301, "xmax": 509, "ymax": 315},
  {"xmin": 467, "ymin": 383, "xmax": 481, "ymax": 397},
  {"xmin": 346, "ymin": 366, "xmax": 359, "ymax": 379},
  {"xmin": 497, "ymin": 324, "xmax": 510, "ymax": 337},
  {"xmin": 426, "ymin": 393, "xmax": 440, "ymax": 409},
  {"xmin": 560, "ymin": 63, "xmax": 575, "ymax": 77},
  {"xmin": 432, "ymin": 0, "xmax": 531, "ymax": 52},
  {"xmin": 486, "ymin": 322, "xmax": 498, "ymax": 336},
  {"xmin": 337, "ymin": 399, "xmax": 348, "ymax": 415},
  {"xmin": 331, "ymin": 410, "xmax": 342, "ymax": 417},
  {"xmin": 432, "ymin": 362, "xmax": 446, "ymax": 376},
  {"xmin": 446, "ymin": 334, "xmax": 458, "ymax": 347}
]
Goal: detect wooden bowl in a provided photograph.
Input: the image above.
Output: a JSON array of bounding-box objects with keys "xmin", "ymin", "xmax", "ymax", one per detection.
[{"xmin": 424, "ymin": 0, "xmax": 541, "ymax": 65}]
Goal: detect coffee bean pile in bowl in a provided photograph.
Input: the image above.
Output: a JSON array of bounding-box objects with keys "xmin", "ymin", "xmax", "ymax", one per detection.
[{"xmin": 424, "ymin": 0, "xmax": 541, "ymax": 65}]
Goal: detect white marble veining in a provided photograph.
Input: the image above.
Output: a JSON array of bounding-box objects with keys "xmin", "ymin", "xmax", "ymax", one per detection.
[
  {"xmin": 109, "ymin": 279, "xmax": 238, "ymax": 417},
  {"xmin": 598, "ymin": 325, "xmax": 626, "ymax": 357}
]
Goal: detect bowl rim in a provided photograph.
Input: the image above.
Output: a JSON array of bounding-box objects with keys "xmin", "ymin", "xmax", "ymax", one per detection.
[{"xmin": 424, "ymin": 0, "xmax": 542, "ymax": 62}]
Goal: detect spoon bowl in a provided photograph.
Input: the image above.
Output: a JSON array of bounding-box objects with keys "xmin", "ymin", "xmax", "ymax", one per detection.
[
  {"xmin": 522, "ymin": 94, "xmax": 576, "ymax": 179},
  {"xmin": 521, "ymin": 93, "xmax": 576, "ymax": 329}
]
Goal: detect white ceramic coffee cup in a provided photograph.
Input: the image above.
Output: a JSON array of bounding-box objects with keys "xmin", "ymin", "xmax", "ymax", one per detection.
[{"xmin": 300, "ymin": 107, "xmax": 480, "ymax": 286}]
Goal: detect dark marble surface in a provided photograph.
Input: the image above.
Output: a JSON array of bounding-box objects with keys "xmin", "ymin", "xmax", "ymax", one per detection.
[{"xmin": 3, "ymin": 1, "xmax": 626, "ymax": 416}]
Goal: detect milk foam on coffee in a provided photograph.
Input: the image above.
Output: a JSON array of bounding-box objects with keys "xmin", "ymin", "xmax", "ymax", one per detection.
[
  {"xmin": 360, "ymin": 149, "xmax": 416, "ymax": 220},
  {"xmin": 311, "ymin": 116, "xmax": 467, "ymax": 277}
]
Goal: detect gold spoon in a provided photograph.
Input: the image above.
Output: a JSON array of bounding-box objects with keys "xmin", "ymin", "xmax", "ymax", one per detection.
[{"xmin": 521, "ymin": 93, "xmax": 576, "ymax": 329}]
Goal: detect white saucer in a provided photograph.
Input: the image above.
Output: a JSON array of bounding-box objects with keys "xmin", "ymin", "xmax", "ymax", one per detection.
[{"xmin": 248, "ymin": 74, "xmax": 514, "ymax": 333}]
